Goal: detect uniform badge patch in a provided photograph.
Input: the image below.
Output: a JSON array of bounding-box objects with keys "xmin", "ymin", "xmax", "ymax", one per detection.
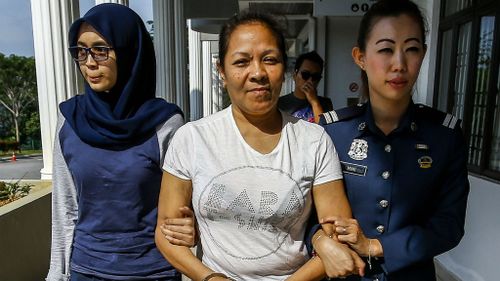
[
  {"xmin": 340, "ymin": 161, "xmax": 367, "ymax": 176},
  {"xmin": 348, "ymin": 139, "xmax": 368, "ymax": 160},
  {"xmin": 415, "ymin": 143, "xmax": 429, "ymax": 150},
  {"xmin": 418, "ymin": 156, "xmax": 433, "ymax": 168}
]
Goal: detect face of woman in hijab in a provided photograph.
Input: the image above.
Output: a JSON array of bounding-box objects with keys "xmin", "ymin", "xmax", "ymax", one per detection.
[{"xmin": 77, "ymin": 23, "xmax": 118, "ymax": 93}]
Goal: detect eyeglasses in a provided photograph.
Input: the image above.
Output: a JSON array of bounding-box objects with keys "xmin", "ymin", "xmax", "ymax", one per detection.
[
  {"xmin": 68, "ymin": 46, "xmax": 114, "ymax": 62},
  {"xmin": 298, "ymin": 70, "xmax": 322, "ymax": 82}
]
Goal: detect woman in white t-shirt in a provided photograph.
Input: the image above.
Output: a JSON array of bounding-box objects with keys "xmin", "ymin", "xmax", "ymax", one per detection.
[{"xmin": 155, "ymin": 11, "xmax": 364, "ymax": 281}]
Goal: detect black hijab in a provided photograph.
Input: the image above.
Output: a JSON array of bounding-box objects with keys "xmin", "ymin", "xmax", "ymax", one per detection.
[{"xmin": 60, "ymin": 3, "xmax": 182, "ymax": 150}]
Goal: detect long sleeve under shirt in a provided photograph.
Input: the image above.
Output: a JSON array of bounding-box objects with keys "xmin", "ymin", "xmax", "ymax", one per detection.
[{"xmin": 47, "ymin": 113, "xmax": 183, "ymax": 281}]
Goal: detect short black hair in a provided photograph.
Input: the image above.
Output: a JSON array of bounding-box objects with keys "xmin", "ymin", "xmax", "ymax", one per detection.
[
  {"xmin": 294, "ymin": 51, "xmax": 324, "ymax": 73},
  {"xmin": 218, "ymin": 11, "xmax": 288, "ymax": 70}
]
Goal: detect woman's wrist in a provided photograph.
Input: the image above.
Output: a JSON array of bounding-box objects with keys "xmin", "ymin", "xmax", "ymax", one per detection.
[
  {"xmin": 312, "ymin": 229, "xmax": 332, "ymax": 252},
  {"xmin": 366, "ymin": 238, "xmax": 383, "ymax": 257},
  {"xmin": 200, "ymin": 272, "xmax": 234, "ymax": 281},
  {"xmin": 312, "ymin": 233, "xmax": 325, "ymax": 250}
]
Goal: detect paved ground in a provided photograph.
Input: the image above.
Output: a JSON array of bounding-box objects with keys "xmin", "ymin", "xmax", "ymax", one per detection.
[{"xmin": 0, "ymin": 154, "xmax": 43, "ymax": 180}]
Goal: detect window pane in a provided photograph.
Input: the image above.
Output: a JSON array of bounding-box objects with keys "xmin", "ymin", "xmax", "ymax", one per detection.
[
  {"xmin": 453, "ymin": 22, "xmax": 472, "ymax": 120},
  {"xmin": 468, "ymin": 16, "xmax": 495, "ymax": 166},
  {"xmin": 444, "ymin": 0, "xmax": 473, "ymax": 16},
  {"xmin": 489, "ymin": 68, "xmax": 500, "ymax": 171}
]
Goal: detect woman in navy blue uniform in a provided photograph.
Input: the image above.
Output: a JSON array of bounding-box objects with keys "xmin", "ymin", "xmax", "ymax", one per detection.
[
  {"xmin": 311, "ymin": 0, "xmax": 469, "ymax": 280},
  {"xmin": 46, "ymin": 4, "xmax": 184, "ymax": 281}
]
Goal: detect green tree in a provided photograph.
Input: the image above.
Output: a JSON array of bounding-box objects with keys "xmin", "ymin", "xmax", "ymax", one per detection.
[
  {"xmin": 0, "ymin": 105, "xmax": 12, "ymax": 139},
  {"xmin": 24, "ymin": 109, "xmax": 40, "ymax": 139},
  {"xmin": 0, "ymin": 53, "xmax": 38, "ymax": 143}
]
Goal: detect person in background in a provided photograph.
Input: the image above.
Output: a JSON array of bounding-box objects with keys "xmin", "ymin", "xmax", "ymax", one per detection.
[
  {"xmin": 311, "ymin": 0, "xmax": 470, "ymax": 280},
  {"xmin": 46, "ymin": 4, "xmax": 184, "ymax": 280},
  {"xmin": 278, "ymin": 51, "xmax": 333, "ymax": 123},
  {"xmin": 155, "ymin": 11, "xmax": 364, "ymax": 281}
]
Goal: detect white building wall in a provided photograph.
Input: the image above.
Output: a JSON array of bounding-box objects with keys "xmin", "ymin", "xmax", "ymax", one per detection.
[
  {"xmin": 436, "ymin": 176, "xmax": 500, "ymax": 281},
  {"xmin": 324, "ymin": 16, "xmax": 361, "ymax": 109},
  {"xmin": 315, "ymin": 16, "xmax": 327, "ymax": 100},
  {"xmin": 414, "ymin": 0, "xmax": 440, "ymax": 105}
]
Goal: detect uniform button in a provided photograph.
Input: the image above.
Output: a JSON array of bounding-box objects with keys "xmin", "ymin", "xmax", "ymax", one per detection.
[
  {"xmin": 384, "ymin": 144, "xmax": 391, "ymax": 152},
  {"xmin": 411, "ymin": 122, "xmax": 418, "ymax": 131},
  {"xmin": 382, "ymin": 171, "xmax": 390, "ymax": 179},
  {"xmin": 376, "ymin": 225, "xmax": 385, "ymax": 233},
  {"xmin": 379, "ymin": 199, "xmax": 389, "ymax": 208},
  {"xmin": 358, "ymin": 122, "xmax": 366, "ymax": 131}
]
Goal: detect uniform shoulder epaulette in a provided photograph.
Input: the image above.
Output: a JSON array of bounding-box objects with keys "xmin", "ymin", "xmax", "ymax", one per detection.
[
  {"xmin": 320, "ymin": 103, "xmax": 365, "ymax": 125},
  {"xmin": 415, "ymin": 104, "xmax": 461, "ymax": 130}
]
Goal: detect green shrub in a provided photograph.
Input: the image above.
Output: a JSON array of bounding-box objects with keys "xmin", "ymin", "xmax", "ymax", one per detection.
[
  {"xmin": 0, "ymin": 140, "xmax": 20, "ymax": 153},
  {"xmin": 0, "ymin": 180, "xmax": 32, "ymax": 201}
]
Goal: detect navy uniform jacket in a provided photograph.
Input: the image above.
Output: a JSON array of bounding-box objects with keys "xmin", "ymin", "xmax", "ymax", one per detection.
[{"xmin": 314, "ymin": 101, "xmax": 469, "ymax": 281}]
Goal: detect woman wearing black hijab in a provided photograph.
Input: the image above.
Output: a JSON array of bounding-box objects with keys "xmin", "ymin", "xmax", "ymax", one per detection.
[{"xmin": 46, "ymin": 4, "xmax": 183, "ymax": 280}]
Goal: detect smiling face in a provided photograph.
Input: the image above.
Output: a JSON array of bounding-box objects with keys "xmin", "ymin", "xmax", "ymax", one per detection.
[
  {"xmin": 77, "ymin": 23, "xmax": 118, "ymax": 92},
  {"xmin": 219, "ymin": 22, "xmax": 285, "ymax": 117},
  {"xmin": 353, "ymin": 14, "xmax": 426, "ymax": 105}
]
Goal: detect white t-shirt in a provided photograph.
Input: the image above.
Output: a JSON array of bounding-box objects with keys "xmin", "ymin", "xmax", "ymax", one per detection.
[{"xmin": 163, "ymin": 106, "xmax": 342, "ymax": 280}]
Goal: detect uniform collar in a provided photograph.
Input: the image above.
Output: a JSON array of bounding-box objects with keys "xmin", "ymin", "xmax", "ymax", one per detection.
[{"xmin": 356, "ymin": 100, "xmax": 418, "ymax": 138}]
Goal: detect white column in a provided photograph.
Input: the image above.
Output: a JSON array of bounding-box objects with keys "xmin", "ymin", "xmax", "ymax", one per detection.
[
  {"xmin": 152, "ymin": 0, "xmax": 176, "ymax": 103},
  {"xmin": 308, "ymin": 17, "xmax": 317, "ymax": 51},
  {"xmin": 95, "ymin": 0, "xmax": 129, "ymax": 5},
  {"xmin": 174, "ymin": 0, "xmax": 189, "ymax": 119},
  {"xmin": 211, "ymin": 46, "xmax": 224, "ymax": 113},
  {"xmin": 202, "ymin": 41, "xmax": 213, "ymax": 117},
  {"xmin": 315, "ymin": 16, "xmax": 327, "ymax": 98},
  {"xmin": 31, "ymin": 0, "xmax": 81, "ymax": 180},
  {"xmin": 188, "ymin": 21, "xmax": 203, "ymax": 121}
]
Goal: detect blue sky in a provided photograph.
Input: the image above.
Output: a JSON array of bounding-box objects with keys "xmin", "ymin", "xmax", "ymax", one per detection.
[{"xmin": 0, "ymin": 0, "xmax": 153, "ymax": 57}]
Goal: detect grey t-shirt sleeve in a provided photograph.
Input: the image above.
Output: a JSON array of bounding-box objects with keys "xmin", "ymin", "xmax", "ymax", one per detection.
[
  {"xmin": 156, "ymin": 113, "xmax": 184, "ymax": 165},
  {"xmin": 46, "ymin": 113, "xmax": 78, "ymax": 281}
]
